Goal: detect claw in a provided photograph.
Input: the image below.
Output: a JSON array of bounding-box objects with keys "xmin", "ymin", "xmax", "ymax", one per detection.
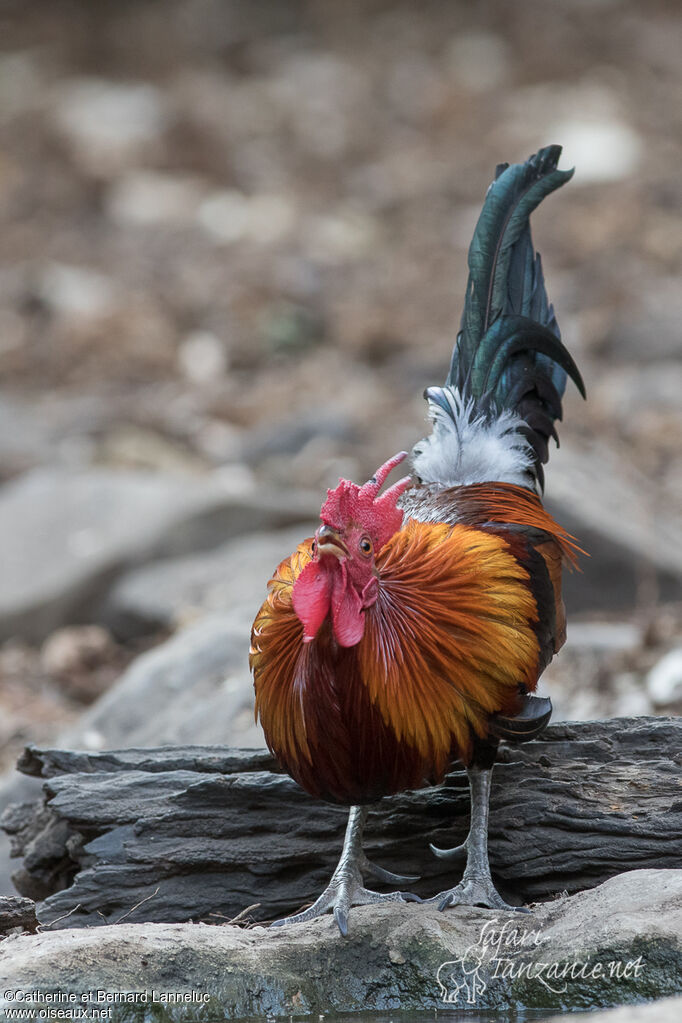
[
  {"xmin": 429, "ymin": 841, "xmax": 467, "ymax": 862},
  {"xmin": 363, "ymin": 858, "xmax": 420, "ymax": 884},
  {"xmin": 334, "ymin": 906, "xmax": 349, "ymax": 937}
]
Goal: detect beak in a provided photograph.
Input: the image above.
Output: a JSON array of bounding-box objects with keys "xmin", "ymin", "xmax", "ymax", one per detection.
[{"xmin": 315, "ymin": 524, "xmax": 349, "ymax": 560}]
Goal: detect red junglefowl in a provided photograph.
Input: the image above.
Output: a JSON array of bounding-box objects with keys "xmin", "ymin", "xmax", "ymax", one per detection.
[{"xmin": 250, "ymin": 145, "xmax": 585, "ymax": 935}]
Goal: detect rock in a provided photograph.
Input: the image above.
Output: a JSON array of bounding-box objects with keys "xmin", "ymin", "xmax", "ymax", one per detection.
[
  {"xmin": 591, "ymin": 363, "xmax": 682, "ymax": 446},
  {"xmin": 0, "ymin": 871, "xmax": 679, "ymax": 1014},
  {"xmin": 93, "ymin": 424, "xmax": 209, "ymax": 475},
  {"xmin": 545, "ymin": 439, "xmax": 682, "ymax": 613},
  {"xmin": 0, "ymin": 51, "xmax": 44, "ymax": 123},
  {"xmin": 0, "ymin": 894, "xmax": 36, "ymax": 933},
  {"xmin": 302, "ymin": 210, "xmax": 378, "ymax": 264},
  {"xmin": 0, "ymin": 468, "xmax": 317, "ymax": 643},
  {"xmin": 39, "ymin": 626, "xmax": 119, "ymax": 703},
  {"xmin": 610, "ymin": 283, "xmax": 682, "ymax": 362},
  {"xmin": 103, "ymin": 525, "xmax": 314, "ymax": 639},
  {"xmin": 106, "ymin": 171, "xmax": 206, "ymax": 227},
  {"xmin": 273, "ymin": 52, "xmax": 367, "ymax": 159},
  {"xmin": 549, "ymin": 118, "xmax": 641, "ymax": 184},
  {"xmin": 193, "ymin": 419, "xmax": 243, "ymax": 464},
  {"xmin": 241, "ymin": 409, "xmax": 353, "ymax": 464},
  {"xmin": 0, "ymin": 309, "xmax": 26, "ymax": 360},
  {"xmin": 447, "ymin": 32, "xmax": 511, "ymax": 92},
  {"xmin": 565, "ymin": 622, "xmax": 643, "ymax": 653},
  {"xmin": 55, "ymin": 615, "xmax": 262, "ymax": 751},
  {"xmin": 176, "ymin": 330, "xmax": 229, "ymax": 385},
  {"xmin": 40, "ymin": 626, "xmax": 113, "ymax": 678},
  {"xmin": 51, "ymin": 78, "xmax": 169, "ymax": 173},
  {"xmin": 258, "ymin": 301, "xmax": 325, "ymax": 355},
  {"xmin": 36, "ymin": 263, "xmax": 119, "ymax": 324},
  {"xmin": 503, "ymin": 81, "xmax": 641, "ymax": 186},
  {"xmin": 196, "ymin": 190, "xmax": 296, "ymax": 245},
  {"xmin": 647, "ymin": 648, "xmax": 682, "ymax": 709},
  {"xmin": 0, "ymin": 392, "xmax": 55, "ymax": 480}
]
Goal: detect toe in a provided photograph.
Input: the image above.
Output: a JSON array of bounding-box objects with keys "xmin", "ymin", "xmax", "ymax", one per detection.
[{"xmin": 427, "ymin": 876, "xmax": 526, "ymax": 914}]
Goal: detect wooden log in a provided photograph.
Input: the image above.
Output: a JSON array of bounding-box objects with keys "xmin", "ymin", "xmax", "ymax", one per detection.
[{"xmin": 1, "ymin": 718, "xmax": 680, "ymax": 930}]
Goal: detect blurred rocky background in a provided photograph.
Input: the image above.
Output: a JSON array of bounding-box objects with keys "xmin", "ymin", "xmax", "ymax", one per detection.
[{"xmin": 0, "ymin": 0, "xmax": 681, "ymax": 892}]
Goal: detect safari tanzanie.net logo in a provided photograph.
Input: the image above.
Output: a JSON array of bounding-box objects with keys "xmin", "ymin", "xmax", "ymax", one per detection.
[{"xmin": 436, "ymin": 917, "xmax": 645, "ymax": 1004}]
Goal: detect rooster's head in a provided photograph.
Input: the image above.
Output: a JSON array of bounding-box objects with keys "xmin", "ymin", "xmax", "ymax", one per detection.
[{"xmin": 291, "ymin": 452, "xmax": 411, "ymax": 647}]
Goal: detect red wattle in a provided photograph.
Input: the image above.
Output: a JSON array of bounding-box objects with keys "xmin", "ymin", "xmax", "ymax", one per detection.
[
  {"xmin": 291, "ymin": 559, "xmax": 333, "ymax": 642},
  {"xmin": 331, "ymin": 563, "xmax": 365, "ymax": 648}
]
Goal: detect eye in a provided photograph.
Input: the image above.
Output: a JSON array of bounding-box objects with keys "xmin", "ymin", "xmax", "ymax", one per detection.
[{"xmin": 359, "ymin": 537, "xmax": 373, "ymax": 556}]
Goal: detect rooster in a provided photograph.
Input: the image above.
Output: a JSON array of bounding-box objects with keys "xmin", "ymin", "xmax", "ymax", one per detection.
[{"xmin": 250, "ymin": 146, "xmax": 585, "ymax": 935}]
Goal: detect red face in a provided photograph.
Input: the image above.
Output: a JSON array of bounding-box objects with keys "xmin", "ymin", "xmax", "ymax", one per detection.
[{"xmin": 291, "ymin": 453, "xmax": 411, "ymax": 647}]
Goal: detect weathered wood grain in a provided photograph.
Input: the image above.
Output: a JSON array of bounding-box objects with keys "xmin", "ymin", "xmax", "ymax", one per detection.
[{"xmin": 2, "ymin": 718, "xmax": 680, "ymax": 929}]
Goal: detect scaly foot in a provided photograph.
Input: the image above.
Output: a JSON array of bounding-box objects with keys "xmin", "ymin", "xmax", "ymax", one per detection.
[
  {"xmin": 271, "ymin": 809, "xmax": 421, "ymax": 936},
  {"xmin": 429, "ymin": 869, "xmax": 529, "ymax": 913},
  {"xmin": 271, "ymin": 873, "xmax": 420, "ymax": 936},
  {"xmin": 429, "ymin": 764, "xmax": 529, "ymax": 914}
]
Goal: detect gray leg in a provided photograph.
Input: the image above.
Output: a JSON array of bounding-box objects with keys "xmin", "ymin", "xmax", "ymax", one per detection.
[
  {"xmin": 271, "ymin": 805, "xmax": 421, "ymax": 936},
  {"xmin": 429, "ymin": 765, "xmax": 529, "ymax": 912}
]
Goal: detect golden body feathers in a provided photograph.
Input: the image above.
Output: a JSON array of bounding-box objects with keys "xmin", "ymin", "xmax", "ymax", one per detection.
[{"xmin": 250, "ymin": 488, "xmax": 574, "ymax": 805}]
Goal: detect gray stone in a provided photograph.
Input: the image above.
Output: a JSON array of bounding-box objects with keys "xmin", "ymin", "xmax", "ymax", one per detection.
[
  {"xmin": 0, "ymin": 393, "xmax": 56, "ymax": 479},
  {"xmin": 196, "ymin": 189, "xmax": 296, "ymax": 245},
  {"xmin": 241, "ymin": 409, "xmax": 354, "ymax": 464},
  {"xmin": 106, "ymin": 171, "xmax": 206, "ymax": 227},
  {"xmin": 0, "ymin": 870, "xmax": 679, "ymax": 1016},
  {"xmin": 613, "ymin": 279, "xmax": 682, "ymax": 362},
  {"xmin": 176, "ymin": 330, "xmax": 229, "ymax": 385},
  {"xmin": 57, "ymin": 615, "xmax": 263, "ymax": 751},
  {"xmin": 565, "ymin": 621, "xmax": 643, "ymax": 653},
  {"xmin": 51, "ymin": 78, "xmax": 169, "ymax": 173},
  {"xmin": 0, "ymin": 468, "xmax": 317, "ymax": 643},
  {"xmin": 545, "ymin": 439, "xmax": 682, "ymax": 613},
  {"xmin": 103, "ymin": 525, "xmax": 315, "ymax": 639},
  {"xmin": 647, "ymin": 648, "xmax": 682, "ymax": 709},
  {"xmin": 0, "ymin": 895, "xmax": 36, "ymax": 933},
  {"xmin": 37, "ymin": 263, "xmax": 119, "ymax": 324},
  {"xmin": 592, "ymin": 362, "xmax": 682, "ymax": 426}
]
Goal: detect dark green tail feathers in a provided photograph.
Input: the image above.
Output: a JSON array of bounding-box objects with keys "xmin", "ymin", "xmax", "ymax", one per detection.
[{"xmin": 445, "ymin": 145, "xmax": 586, "ymax": 489}]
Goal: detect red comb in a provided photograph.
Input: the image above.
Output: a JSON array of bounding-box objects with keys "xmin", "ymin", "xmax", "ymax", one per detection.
[{"xmin": 320, "ymin": 451, "xmax": 411, "ymax": 550}]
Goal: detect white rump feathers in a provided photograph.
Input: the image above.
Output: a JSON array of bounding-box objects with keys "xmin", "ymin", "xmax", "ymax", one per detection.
[{"xmin": 411, "ymin": 387, "xmax": 536, "ymax": 489}]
